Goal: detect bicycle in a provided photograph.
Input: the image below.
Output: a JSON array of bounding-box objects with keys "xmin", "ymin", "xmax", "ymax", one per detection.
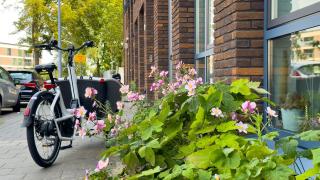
[{"xmin": 22, "ymin": 40, "xmax": 94, "ymax": 167}]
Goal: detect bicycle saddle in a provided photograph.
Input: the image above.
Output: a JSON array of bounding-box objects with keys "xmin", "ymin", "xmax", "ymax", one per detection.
[{"xmin": 35, "ymin": 63, "xmax": 57, "ymax": 73}]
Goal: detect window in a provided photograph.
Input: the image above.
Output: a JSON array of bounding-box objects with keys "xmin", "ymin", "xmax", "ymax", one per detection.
[
  {"xmin": 24, "ymin": 50, "xmax": 31, "ymax": 57},
  {"xmin": 195, "ymin": 0, "xmax": 214, "ymax": 83},
  {"xmin": 18, "ymin": 50, "xmax": 23, "ymax": 57},
  {"xmin": 269, "ymin": 0, "xmax": 320, "ymax": 27},
  {"xmin": 269, "ymin": 26, "xmax": 320, "ymax": 132},
  {"xmin": 6, "ymin": 48, "xmax": 11, "ymax": 56},
  {"xmin": 24, "ymin": 59, "xmax": 32, "ymax": 66},
  {"xmin": 207, "ymin": 55, "xmax": 214, "ymax": 83},
  {"xmin": 18, "ymin": 59, "xmax": 23, "ymax": 66},
  {"xmin": 196, "ymin": 58, "xmax": 205, "ymax": 80},
  {"xmin": 0, "ymin": 67, "xmax": 12, "ymax": 82}
]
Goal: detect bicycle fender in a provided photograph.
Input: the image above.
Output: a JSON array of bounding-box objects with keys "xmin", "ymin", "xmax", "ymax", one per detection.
[{"xmin": 21, "ymin": 91, "xmax": 54, "ymax": 127}]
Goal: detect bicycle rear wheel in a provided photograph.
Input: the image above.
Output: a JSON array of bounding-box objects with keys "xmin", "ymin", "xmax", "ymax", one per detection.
[{"xmin": 26, "ymin": 93, "xmax": 61, "ymax": 167}]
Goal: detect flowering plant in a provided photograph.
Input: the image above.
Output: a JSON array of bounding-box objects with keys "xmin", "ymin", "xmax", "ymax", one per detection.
[{"xmin": 87, "ymin": 63, "xmax": 320, "ymax": 179}]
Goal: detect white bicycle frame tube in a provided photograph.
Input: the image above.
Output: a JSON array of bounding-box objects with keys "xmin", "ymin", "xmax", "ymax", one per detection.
[{"xmin": 49, "ymin": 64, "xmax": 79, "ymax": 141}]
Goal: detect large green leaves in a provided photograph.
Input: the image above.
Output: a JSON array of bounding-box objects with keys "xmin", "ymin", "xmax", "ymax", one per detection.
[
  {"xmin": 186, "ymin": 148, "xmax": 215, "ymax": 169},
  {"xmin": 230, "ymin": 79, "xmax": 251, "ymax": 96}
]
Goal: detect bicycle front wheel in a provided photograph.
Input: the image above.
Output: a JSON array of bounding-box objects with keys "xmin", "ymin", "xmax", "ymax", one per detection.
[{"xmin": 26, "ymin": 93, "xmax": 61, "ymax": 167}]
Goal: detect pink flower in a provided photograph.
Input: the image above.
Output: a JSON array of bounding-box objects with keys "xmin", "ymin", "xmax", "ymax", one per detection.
[
  {"xmin": 188, "ymin": 68, "xmax": 197, "ymax": 76},
  {"xmin": 75, "ymin": 119, "xmax": 80, "ymax": 129},
  {"xmin": 110, "ymin": 128, "xmax": 118, "ymax": 137},
  {"xmin": 211, "ymin": 108, "xmax": 224, "ymax": 118},
  {"xmin": 138, "ymin": 95, "xmax": 145, "ymax": 101},
  {"xmin": 236, "ymin": 121, "xmax": 248, "ymax": 134},
  {"xmin": 127, "ymin": 91, "xmax": 140, "ymax": 101},
  {"xmin": 92, "ymin": 101, "xmax": 97, "ymax": 107},
  {"xmin": 116, "ymin": 101, "xmax": 124, "ymax": 110},
  {"xmin": 149, "ymin": 66, "xmax": 157, "ymax": 77},
  {"xmin": 107, "ymin": 114, "xmax": 113, "ymax": 123},
  {"xmin": 183, "ymin": 74, "xmax": 191, "ymax": 83},
  {"xmin": 160, "ymin": 71, "xmax": 169, "ymax": 78},
  {"xmin": 79, "ymin": 128, "xmax": 86, "ymax": 139},
  {"xmin": 196, "ymin": 77, "xmax": 203, "ymax": 85},
  {"xmin": 231, "ymin": 112, "xmax": 237, "ymax": 120},
  {"xmin": 88, "ymin": 112, "xmax": 96, "ymax": 121},
  {"xmin": 85, "ymin": 169, "xmax": 89, "ymax": 180},
  {"xmin": 176, "ymin": 61, "xmax": 183, "ymax": 70},
  {"xmin": 120, "ymin": 85, "xmax": 130, "ymax": 94},
  {"xmin": 266, "ymin": 107, "xmax": 278, "ymax": 117},
  {"xmin": 124, "ymin": 122, "xmax": 131, "ymax": 129},
  {"xmin": 95, "ymin": 158, "xmax": 109, "ymax": 172},
  {"xmin": 115, "ymin": 115, "xmax": 122, "ymax": 125},
  {"xmin": 75, "ymin": 106, "xmax": 87, "ymax": 118},
  {"xmin": 84, "ymin": 87, "xmax": 98, "ymax": 98},
  {"xmin": 241, "ymin": 101, "xmax": 256, "ymax": 114},
  {"xmin": 95, "ymin": 120, "xmax": 106, "ymax": 133},
  {"xmin": 185, "ymin": 80, "xmax": 197, "ymax": 96}
]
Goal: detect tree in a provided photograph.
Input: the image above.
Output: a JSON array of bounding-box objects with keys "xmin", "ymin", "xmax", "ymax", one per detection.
[
  {"xmin": 13, "ymin": 0, "xmax": 56, "ymax": 65},
  {"xmin": 13, "ymin": 0, "xmax": 123, "ymax": 75}
]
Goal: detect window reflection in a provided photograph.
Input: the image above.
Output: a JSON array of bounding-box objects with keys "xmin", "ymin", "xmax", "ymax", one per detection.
[
  {"xmin": 271, "ymin": 0, "xmax": 320, "ymax": 20},
  {"xmin": 196, "ymin": 59, "xmax": 205, "ymax": 80},
  {"xmin": 269, "ymin": 26, "xmax": 320, "ymax": 132}
]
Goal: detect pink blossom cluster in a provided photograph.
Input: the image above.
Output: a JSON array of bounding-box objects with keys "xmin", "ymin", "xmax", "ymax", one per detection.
[
  {"xmin": 107, "ymin": 113, "xmax": 132, "ymax": 138},
  {"xmin": 85, "ymin": 87, "xmax": 98, "ymax": 99},
  {"xmin": 119, "ymin": 85, "xmax": 145, "ymax": 102}
]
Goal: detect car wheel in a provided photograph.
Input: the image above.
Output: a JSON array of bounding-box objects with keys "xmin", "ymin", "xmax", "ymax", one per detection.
[{"xmin": 12, "ymin": 96, "xmax": 20, "ymax": 112}]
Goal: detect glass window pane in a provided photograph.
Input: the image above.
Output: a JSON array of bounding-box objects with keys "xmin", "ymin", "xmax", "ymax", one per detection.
[
  {"xmin": 196, "ymin": 59, "xmax": 205, "ymax": 80},
  {"xmin": 207, "ymin": 55, "xmax": 214, "ymax": 83},
  {"xmin": 207, "ymin": 0, "xmax": 214, "ymax": 47},
  {"xmin": 271, "ymin": 0, "xmax": 320, "ymax": 20},
  {"xmin": 269, "ymin": 26, "xmax": 320, "ymax": 132},
  {"xmin": 196, "ymin": 0, "xmax": 205, "ymax": 53}
]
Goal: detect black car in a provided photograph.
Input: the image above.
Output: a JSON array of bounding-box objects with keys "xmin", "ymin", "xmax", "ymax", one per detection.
[{"xmin": 9, "ymin": 70, "xmax": 43, "ymax": 103}]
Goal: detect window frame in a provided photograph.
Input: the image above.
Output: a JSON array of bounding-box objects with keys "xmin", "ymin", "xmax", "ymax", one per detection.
[
  {"xmin": 264, "ymin": 0, "xmax": 320, "ymax": 149},
  {"xmin": 194, "ymin": 0, "xmax": 214, "ymax": 83},
  {"xmin": 267, "ymin": 0, "xmax": 320, "ymax": 28}
]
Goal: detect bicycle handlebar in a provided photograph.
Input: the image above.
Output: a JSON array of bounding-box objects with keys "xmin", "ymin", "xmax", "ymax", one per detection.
[{"xmin": 34, "ymin": 40, "xmax": 94, "ymax": 52}]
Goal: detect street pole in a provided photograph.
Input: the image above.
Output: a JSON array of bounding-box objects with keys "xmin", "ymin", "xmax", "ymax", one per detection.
[{"xmin": 58, "ymin": 0, "xmax": 62, "ymax": 78}]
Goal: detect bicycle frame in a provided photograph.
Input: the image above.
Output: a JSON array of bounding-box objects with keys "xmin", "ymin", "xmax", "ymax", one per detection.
[{"xmin": 49, "ymin": 51, "xmax": 81, "ymax": 141}]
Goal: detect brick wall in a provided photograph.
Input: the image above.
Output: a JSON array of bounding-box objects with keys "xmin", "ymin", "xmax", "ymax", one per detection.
[
  {"xmin": 154, "ymin": 0, "xmax": 169, "ymax": 70},
  {"xmin": 171, "ymin": 0, "xmax": 195, "ymax": 70},
  {"xmin": 214, "ymin": 0, "xmax": 264, "ymax": 83}
]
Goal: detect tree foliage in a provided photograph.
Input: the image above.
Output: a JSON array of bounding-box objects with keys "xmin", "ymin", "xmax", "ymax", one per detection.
[{"xmin": 13, "ymin": 0, "xmax": 123, "ymax": 75}]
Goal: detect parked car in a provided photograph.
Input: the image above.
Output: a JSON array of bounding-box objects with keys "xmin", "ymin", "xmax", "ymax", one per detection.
[
  {"xmin": 8, "ymin": 70, "xmax": 43, "ymax": 103},
  {"xmin": 0, "ymin": 66, "xmax": 20, "ymax": 114},
  {"xmin": 290, "ymin": 61, "xmax": 320, "ymax": 78}
]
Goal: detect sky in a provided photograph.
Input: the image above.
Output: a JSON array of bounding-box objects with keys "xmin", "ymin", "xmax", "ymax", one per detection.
[
  {"xmin": 0, "ymin": 0, "xmax": 54, "ymax": 63},
  {"xmin": 0, "ymin": 0, "xmax": 25, "ymax": 44}
]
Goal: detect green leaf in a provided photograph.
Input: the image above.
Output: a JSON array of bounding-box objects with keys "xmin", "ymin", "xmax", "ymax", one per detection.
[
  {"xmin": 182, "ymin": 167, "xmax": 195, "ymax": 179},
  {"xmin": 210, "ymin": 148, "xmax": 241, "ymax": 169},
  {"xmin": 262, "ymin": 131, "xmax": 279, "ymax": 141},
  {"xmin": 276, "ymin": 137, "xmax": 298, "ymax": 158},
  {"xmin": 163, "ymin": 165, "xmax": 182, "ymax": 180},
  {"xmin": 196, "ymin": 136, "xmax": 217, "ymax": 148},
  {"xmin": 159, "ymin": 101, "xmax": 170, "ymax": 122},
  {"xmin": 128, "ymin": 166, "xmax": 161, "ymax": 179},
  {"xmin": 297, "ymin": 130, "xmax": 320, "ymax": 141},
  {"xmin": 195, "ymin": 125, "xmax": 216, "ymax": 135},
  {"xmin": 216, "ymin": 121, "xmax": 238, "ymax": 133},
  {"xmin": 177, "ymin": 142, "xmax": 196, "ymax": 158},
  {"xmin": 296, "ymin": 166, "xmax": 320, "ymax": 180},
  {"xmin": 312, "ymin": 148, "xmax": 320, "ymax": 166},
  {"xmin": 246, "ymin": 144, "xmax": 274, "ymax": 159},
  {"xmin": 138, "ymin": 146, "xmax": 146, "ymax": 158},
  {"xmin": 190, "ymin": 106, "xmax": 205, "ymax": 130},
  {"xmin": 215, "ymin": 133, "xmax": 240, "ymax": 149},
  {"xmin": 145, "ymin": 147, "xmax": 155, "ymax": 166},
  {"xmin": 186, "ymin": 148, "xmax": 215, "ymax": 169},
  {"xmin": 248, "ymin": 81, "xmax": 270, "ymax": 95},
  {"xmin": 230, "ymin": 79, "xmax": 251, "ymax": 96},
  {"xmin": 263, "ymin": 165, "xmax": 295, "ymax": 180},
  {"xmin": 197, "ymin": 169, "xmax": 212, "ymax": 180},
  {"xmin": 146, "ymin": 139, "xmax": 161, "ymax": 149},
  {"xmin": 123, "ymin": 151, "xmax": 139, "ymax": 170},
  {"xmin": 261, "ymin": 97, "xmax": 276, "ymax": 106}
]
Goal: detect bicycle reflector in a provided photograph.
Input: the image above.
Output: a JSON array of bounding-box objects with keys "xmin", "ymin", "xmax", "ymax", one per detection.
[
  {"xmin": 43, "ymin": 82, "xmax": 56, "ymax": 90},
  {"xmin": 24, "ymin": 107, "xmax": 31, "ymax": 116}
]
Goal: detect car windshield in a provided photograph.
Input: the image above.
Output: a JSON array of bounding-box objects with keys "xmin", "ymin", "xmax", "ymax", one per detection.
[{"xmin": 9, "ymin": 72, "xmax": 33, "ymax": 84}]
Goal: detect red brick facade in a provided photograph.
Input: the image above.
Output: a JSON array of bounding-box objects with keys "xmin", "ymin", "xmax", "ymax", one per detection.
[
  {"xmin": 213, "ymin": 0, "xmax": 264, "ymax": 83},
  {"xmin": 123, "ymin": 0, "xmax": 264, "ymax": 96}
]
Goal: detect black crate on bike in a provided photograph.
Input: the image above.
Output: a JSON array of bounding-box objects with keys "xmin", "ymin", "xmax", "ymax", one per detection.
[{"xmin": 55, "ymin": 78, "xmax": 121, "ymax": 117}]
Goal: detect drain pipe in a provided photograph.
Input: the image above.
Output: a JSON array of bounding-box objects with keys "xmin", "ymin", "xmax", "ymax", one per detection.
[{"xmin": 168, "ymin": 0, "xmax": 173, "ymax": 81}]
